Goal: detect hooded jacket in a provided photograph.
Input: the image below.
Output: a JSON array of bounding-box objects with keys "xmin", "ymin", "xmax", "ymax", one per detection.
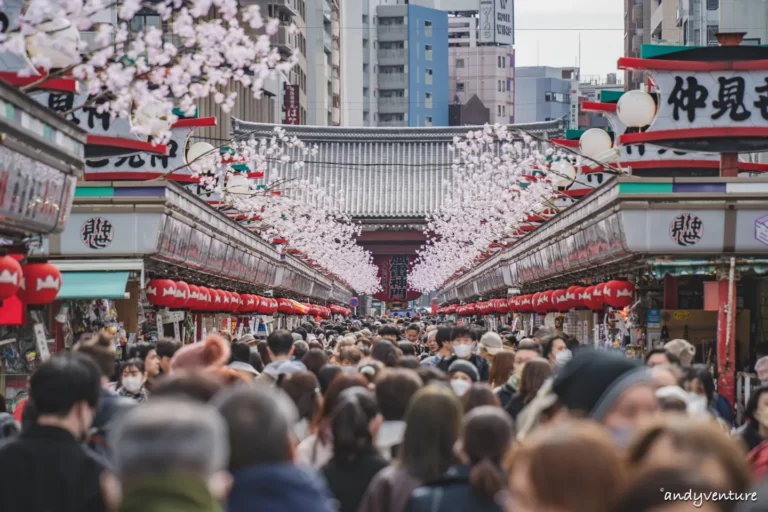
[
  {"xmin": 228, "ymin": 462, "xmax": 335, "ymax": 512},
  {"xmin": 119, "ymin": 476, "xmax": 222, "ymax": 512}
]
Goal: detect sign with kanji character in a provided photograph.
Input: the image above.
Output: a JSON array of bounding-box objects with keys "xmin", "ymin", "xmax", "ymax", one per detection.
[
  {"xmin": 283, "ymin": 84, "xmax": 300, "ymax": 125},
  {"xmin": 81, "ymin": 217, "xmax": 114, "ymax": 249},
  {"xmin": 373, "ymin": 255, "xmax": 420, "ymax": 302},
  {"xmin": 670, "ymin": 213, "xmax": 703, "ymax": 247}
]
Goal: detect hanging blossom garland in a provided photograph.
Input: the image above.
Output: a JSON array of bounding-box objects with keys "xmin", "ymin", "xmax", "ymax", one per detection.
[
  {"xmin": 409, "ymin": 123, "xmax": 577, "ymax": 293},
  {"xmin": 194, "ymin": 127, "xmax": 381, "ymax": 295},
  {"xmin": 2, "ymin": 0, "xmax": 296, "ymax": 143}
]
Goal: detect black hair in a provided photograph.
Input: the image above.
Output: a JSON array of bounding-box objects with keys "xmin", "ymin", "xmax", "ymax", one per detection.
[
  {"xmin": 267, "ymin": 329, "xmax": 295, "ymax": 357},
  {"xmin": 317, "ymin": 365, "xmax": 343, "ymax": 395},
  {"xmin": 645, "ymin": 347, "xmax": 680, "ymax": 366},
  {"xmin": 279, "ymin": 371, "xmax": 321, "ymax": 422},
  {"xmin": 406, "ymin": 323, "xmax": 420, "ymax": 333},
  {"xmin": 745, "ymin": 384, "xmax": 768, "ymax": 424},
  {"xmin": 435, "ymin": 326, "xmax": 453, "ymax": 349},
  {"xmin": 74, "ymin": 330, "xmax": 117, "ymax": 379},
  {"xmin": 516, "ymin": 341, "xmax": 541, "ymax": 355},
  {"xmin": 416, "ymin": 365, "xmax": 449, "ymax": 386},
  {"xmin": 462, "ymin": 406, "xmax": 513, "ymax": 500},
  {"xmin": 294, "ymin": 328, "xmax": 308, "ymax": 341},
  {"xmin": 119, "ymin": 358, "xmax": 145, "ymax": 377},
  {"xmin": 398, "ymin": 341, "xmax": 416, "ymax": 356},
  {"xmin": 450, "ymin": 325, "xmax": 474, "ymax": 342},
  {"xmin": 303, "ymin": 349, "xmax": 330, "ymax": 376},
  {"xmin": 293, "ymin": 340, "xmax": 309, "ymax": 361},
  {"xmin": 470, "ymin": 326, "xmax": 485, "ymax": 342},
  {"xmin": 375, "ymin": 369, "xmax": 422, "ymax": 421},
  {"xmin": 685, "ymin": 364, "xmax": 716, "ymax": 400},
  {"xmin": 30, "ymin": 353, "xmax": 101, "ymax": 416},
  {"xmin": 378, "ymin": 325, "xmax": 401, "ymax": 339},
  {"xmin": 542, "ymin": 335, "xmax": 567, "ymax": 359},
  {"xmin": 230, "ymin": 342, "xmax": 251, "ymax": 364},
  {"xmin": 249, "ymin": 350, "xmax": 264, "ymax": 373},
  {"xmin": 331, "ymin": 387, "xmax": 379, "ymax": 465},
  {"xmin": 397, "ymin": 356, "xmax": 421, "ymax": 370},
  {"xmin": 127, "ymin": 343, "xmax": 156, "ymax": 363},
  {"xmin": 156, "ymin": 338, "xmax": 181, "ymax": 359},
  {"xmin": 371, "ymin": 340, "xmax": 400, "ymax": 368},
  {"xmin": 757, "ymin": 342, "xmax": 768, "ymax": 360}
]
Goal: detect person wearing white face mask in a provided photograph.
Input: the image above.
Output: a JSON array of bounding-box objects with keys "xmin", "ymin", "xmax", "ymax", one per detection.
[
  {"xmin": 448, "ymin": 360, "xmax": 480, "ymax": 397},
  {"xmin": 542, "ymin": 335, "xmax": 570, "ymax": 369},
  {"xmin": 437, "ymin": 326, "xmax": 489, "ymax": 382},
  {"xmin": 117, "ymin": 358, "xmax": 149, "ymax": 403}
]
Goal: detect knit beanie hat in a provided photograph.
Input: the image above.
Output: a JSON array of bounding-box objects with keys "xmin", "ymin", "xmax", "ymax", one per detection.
[
  {"xmin": 665, "ymin": 339, "xmax": 696, "ymax": 367},
  {"xmin": 448, "ymin": 359, "xmax": 480, "ymax": 382},
  {"xmin": 552, "ymin": 350, "xmax": 652, "ymax": 420},
  {"xmin": 170, "ymin": 334, "xmax": 230, "ymax": 372}
]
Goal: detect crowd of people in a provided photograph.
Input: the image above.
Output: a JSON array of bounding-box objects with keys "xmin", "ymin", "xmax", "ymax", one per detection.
[{"xmin": 1, "ymin": 317, "xmax": 768, "ymax": 512}]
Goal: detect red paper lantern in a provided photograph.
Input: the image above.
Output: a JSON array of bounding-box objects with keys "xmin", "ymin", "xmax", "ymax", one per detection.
[
  {"xmin": 267, "ymin": 298, "xmax": 278, "ymax": 314},
  {"xmin": 446, "ymin": 305, "xmax": 457, "ymax": 314},
  {"xmin": 551, "ymin": 289, "xmax": 569, "ymax": 312},
  {"xmin": 0, "ymin": 255, "xmax": 22, "ymax": 302},
  {"xmin": 593, "ymin": 283, "xmax": 606, "ymax": 308},
  {"xmin": 278, "ymin": 298, "xmax": 295, "ymax": 314},
  {"xmin": 187, "ymin": 285, "xmax": 201, "ymax": 310},
  {"xmin": 565, "ymin": 286, "xmax": 580, "ymax": 310},
  {"xmin": 210, "ymin": 289, "xmax": 225, "ymax": 311},
  {"xmin": 240, "ymin": 294, "xmax": 255, "ymax": 313},
  {"xmin": 603, "ymin": 280, "xmax": 635, "ymax": 308},
  {"xmin": 465, "ymin": 303, "xmax": 477, "ymax": 315},
  {"xmin": 534, "ymin": 291, "xmax": 553, "ymax": 314},
  {"xmin": 493, "ymin": 299, "xmax": 508, "ymax": 314},
  {"xmin": 578, "ymin": 287, "xmax": 596, "ymax": 310},
  {"xmin": 202, "ymin": 287, "xmax": 214, "ymax": 311},
  {"xmin": 517, "ymin": 295, "xmax": 532, "ymax": 313},
  {"xmin": 145, "ymin": 279, "xmax": 177, "ymax": 308},
  {"xmin": 230, "ymin": 292, "xmax": 242, "ymax": 313},
  {"xmin": 507, "ymin": 296, "xmax": 516, "ymax": 313},
  {"xmin": 529, "ymin": 293, "xmax": 541, "ymax": 313},
  {"xmin": 172, "ymin": 281, "xmax": 190, "ymax": 309}
]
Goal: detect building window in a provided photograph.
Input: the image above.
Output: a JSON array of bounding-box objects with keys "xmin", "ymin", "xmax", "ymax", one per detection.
[
  {"xmin": 456, "ymin": 58, "xmax": 464, "ymax": 68},
  {"xmin": 456, "ymin": 82, "xmax": 465, "ymax": 92},
  {"xmin": 706, "ymin": 24, "xmax": 719, "ymax": 45},
  {"xmin": 363, "ymin": 112, "xmax": 369, "ymax": 122},
  {"xmin": 363, "ymin": 63, "xmax": 369, "ymax": 73},
  {"xmin": 506, "ymin": 79, "xmax": 511, "ymax": 92},
  {"xmin": 363, "ymin": 87, "xmax": 369, "ymax": 97},
  {"xmin": 425, "ymin": 92, "xmax": 432, "ymax": 108},
  {"xmin": 425, "ymin": 116, "xmax": 432, "ymax": 126},
  {"xmin": 683, "ymin": 20, "xmax": 688, "ymax": 45},
  {"xmin": 498, "ymin": 56, "xmax": 505, "ymax": 68},
  {"xmin": 707, "ymin": 0, "xmax": 718, "ymax": 10},
  {"xmin": 545, "ymin": 92, "xmax": 553, "ymax": 101},
  {"xmin": 425, "ymin": 20, "xmax": 432, "ymax": 37},
  {"xmin": 425, "ymin": 44, "xmax": 433, "ymax": 61},
  {"xmin": 363, "ymin": 14, "xmax": 369, "ymax": 24},
  {"xmin": 425, "ymin": 68, "xmax": 433, "ymax": 84}
]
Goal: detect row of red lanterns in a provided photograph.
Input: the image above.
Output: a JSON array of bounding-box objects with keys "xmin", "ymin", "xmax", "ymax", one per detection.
[
  {"xmin": 0, "ymin": 257, "xmax": 63, "ymax": 305},
  {"xmin": 438, "ymin": 280, "xmax": 636, "ymax": 316}
]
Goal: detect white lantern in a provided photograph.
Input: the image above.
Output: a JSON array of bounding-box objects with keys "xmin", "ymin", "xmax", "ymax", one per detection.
[
  {"xmin": 186, "ymin": 142, "xmax": 216, "ymax": 172},
  {"xmin": 131, "ymin": 100, "xmax": 173, "ymax": 136},
  {"xmin": 226, "ymin": 173, "xmax": 251, "ymax": 199},
  {"xmin": 579, "ymin": 129, "xmax": 613, "ymax": 159},
  {"xmin": 550, "ymin": 159, "xmax": 577, "ymax": 188},
  {"xmin": 617, "ymin": 90, "xmax": 657, "ymax": 128},
  {"xmin": 26, "ymin": 20, "xmax": 80, "ymax": 69}
]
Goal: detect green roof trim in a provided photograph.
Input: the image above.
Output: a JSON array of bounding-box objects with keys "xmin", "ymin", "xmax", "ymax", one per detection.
[
  {"xmin": 231, "ymin": 164, "xmax": 250, "ymax": 172},
  {"xmin": 619, "ymin": 183, "xmax": 673, "ymax": 194},
  {"xmin": 172, "ymin": 107, "xmax": 199, "ymax": 118},
  {"xmin": 75, "ymin": 186, "xmax": 113, "ymax": 197},
  {"xmin": 600, "ymin": 90, "xmax": 625, "ymax": 103},
  {"xmin": 566, "ymin": 128, "xmax": 614, "ymax": 140},
  {"xmin": 640, "ymin": 44, "xmax": 700, "ymax": 59}
]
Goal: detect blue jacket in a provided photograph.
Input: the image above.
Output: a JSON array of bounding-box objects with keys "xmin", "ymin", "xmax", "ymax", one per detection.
[{"xmin": 227, "ymin": 463, "xmax": 335, "ymax": 512}]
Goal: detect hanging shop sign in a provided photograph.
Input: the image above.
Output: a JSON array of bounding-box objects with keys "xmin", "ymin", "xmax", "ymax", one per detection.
[
  {"xmin": 670, "ymin": 213, "xmax": 703, "ymax": 247},
  {"xmin": 284, "ymin": 84, "xmax": 300, "ymax": 125},
  {"xmin": 80, "ymin": 217, "xmax": 114, "ymax": 249},
  {"xmin": 373, "ymin": 255, "xmax": 419, "ymax": 303}
]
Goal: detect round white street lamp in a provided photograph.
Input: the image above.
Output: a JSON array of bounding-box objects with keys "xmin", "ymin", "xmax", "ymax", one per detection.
[
  {"xmin": 579, "ymin": 129, "xmax": 613, "ymax": 159},
  {"xmin": 226, "ymin": 173, "xmax": 251, "ymax": 200},
  {"xmin": 616, "ymin": 90, "xmax": 657, "ymax": 128},
  {"xmin": 26, "ymin": 20, "xmax": 81, "ymax": 69},
  {"xmin": 550, "ymin": 159, "xmax": 577, "ymax": 188},
  {"xmin": 186, "ymin": 141, "xmax": 216, "ymax": 173}
]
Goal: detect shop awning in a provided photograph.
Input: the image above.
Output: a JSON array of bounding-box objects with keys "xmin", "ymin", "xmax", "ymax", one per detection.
[{"xmin": 58, "ymin": 271, "xmax": 130, "ymax": 300}]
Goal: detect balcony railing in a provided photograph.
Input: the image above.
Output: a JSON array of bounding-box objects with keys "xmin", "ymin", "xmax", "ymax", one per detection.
[
  {"xmin": 272, "ymin": 25, "xmax": 298, "ymax": 54},
  {"xmin": 378, "ymin": 118, "xmax": 407, "ymax": 127},
  {"xmin": 324, "ymin": 31, "xmax": 332, "ymax": 51},
  {"xmin": 378, "ymin": 48, "xmax": 406, "ymax": 64},
  {"xmin": 378, "ymin": 96, "xmax": 408, "ymax": 113},
  {"xmin": 379, "ymin": 73, "xmax": 407, "ymax": 89},
  {"xmin": 378, "ymin": 24, "xmax": 407, "ymax": 41}
]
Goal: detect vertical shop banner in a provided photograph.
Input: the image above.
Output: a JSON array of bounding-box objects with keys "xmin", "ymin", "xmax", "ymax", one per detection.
[
  {"xmin": 373, "ymin": 255, "xmax": 420, "ymax": 303},
  {"xmin": 478, "ymin": 0, "xmax": 514, "ymax": 45},
  {"xmin": 284, "ymin": 84, "xmax": 300, "ymax": 125}
]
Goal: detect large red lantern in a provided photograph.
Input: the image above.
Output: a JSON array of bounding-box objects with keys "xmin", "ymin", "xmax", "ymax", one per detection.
[
  {"xmin": 507, "ymin": 296, "xmax": 516, "ymax": 313},
  {"xmin": 581, "ymin": 286, "xmax": 601, "ymax": 310},
  {"xmin": 603, "ymin": 280, "xmax": 635, "ymax": 308},
  {"xmin": 517, "ymin": 295, "xmax": 532, "ymax": 313},
  {"xmin": 230, "ymin": 292, "xmax": 242, "ymax": 313},
  {"xmin": 278, "ymin": 298, "xmax": 295, "ymax": 314},
  {"xmin": 493, "ymin": 299, "xmax": 508, "ymax": 314},
  {"xmin": 145, "ymin": 279, "xmax": 177, "ymax": 308},
  {"xmin": 565, "ymin": 286, "xmax": 580, "ymax": 310},
  {"xmin": 241, "ymin": 294, "xmax": 256, "ymax": 313},
  {"xmin": 445, "ymin": 304, "xmax": 457, "ymax": 314},
  {"xmin": 578, "ymin": 287, "xmax": 595, "ymax": 310},
  {"xmin": 529, "ymin": 293, "xmax": 541, "ymax": 313},
  {"xmin": 535, "ymin": 291, "xmax": 553, "ymax": 314},
  {"xmin": 0, "ymin": 255, "xmax": 22, "ymax": 302},
  {"xmin": 201, "ymin": 287, "xmax": 214, "ymax": 311},
  {"xmin": 593, "ymin": 282, "xmax": 606, "ymax": 307},
  {"xmin": 210, "ymin": 289, "xmax": 225, "ymax": 311},
  {"xmin": 465, "ymin": 303, "xmax": 477, "ymax": 315},
  {"xmin": 172, "ymin": 281, "xmax": 190, "ymax": 309},
  {"xmin": 187, "ymin": 284, "xmax": 201, "ymax": 310},
  {"xmin": 551, "ymin": 289, "xmax": 569, "ymax": 312}
]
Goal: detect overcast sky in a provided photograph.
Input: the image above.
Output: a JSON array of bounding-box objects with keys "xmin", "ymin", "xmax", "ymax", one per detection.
[{"xmin": 514, "ymin": 0, "xmax": 624, "ymax": 80}]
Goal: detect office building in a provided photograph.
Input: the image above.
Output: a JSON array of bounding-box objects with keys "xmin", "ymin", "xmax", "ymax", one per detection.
[
  {"xmin": 305, "ymin": 0, "xmax": 341, "ymax": 126},
  {"xmin": 514, "ymin": 66, "xmax": 578, "ymax": 125}
]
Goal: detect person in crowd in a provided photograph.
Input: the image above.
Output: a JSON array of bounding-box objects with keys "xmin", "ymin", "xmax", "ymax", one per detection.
[
  {"xmin": 256, "ymin": 329, "xmax": 307, "ymax": 384},
  {"xmin": 155, "ymin": 338, "xmax": 182, "ymax": 374},
  {"xmin": 495, "ymin": 341, "xmax": 540, "ymax": 408},
  {"xmin": 416, "ymin": 365, "xmax": 449, "ymax": 387},
  {"xmin": 378, "ymin": 325, "xmax": 401, "ymax": 344},
  {"xmin": 461, "ymin": 384, "xmax": 501, "ymax": 414},
  {"xmin": 372, "ymin": 339, "xmax": 401, "ymax": 368},
  {"xmin": 655, "ymin": 384, "xmax": 690, "ymax": 413},
  {"xmin": 421, "ymin": 326, "xmax": 453, "ymax": 367},
  {"xmin": 339, "ymin": 346, "xmax": 363, "ymax": 370},
  {"xmin": 74, "ymin": 330, "xmax": 135, "ymax": 459},
  {"xmin": 215, "ymin": 385, "xmax": 335, "ymax": 512},
  {"xmin": 398, "ymin": 341, "xmax": 416, "ymax": 357},
  {"xmin": 736, "ymin": 384, "xmax": 768, "ymax": 451},
  {"xmin": 664, "ymin": 338, "xmax": 696, "ymax": 367},
  {"xmin": 359, "ymin": 386, "xmax": 463, "ymax": 512},
  {"xmin": 0, "ymin": 353, "xmax": 108, "ymax": 512},
  {"xmin": 649, "ymin": 364, "xmax": 683, "ymax": 388},
  {"xmin": 644, "ymin": 347, "xmax": 680, "ymax": 368},
  {"xmin": 128, "ymin": 343, "xmax": 161, "ymax": 391},
  {"xmin": 150, "ymin": 370, "xmax": 225, "ymax": 403},
  {"xmin": 488, "ymin": 350, "xmax": 515, "ymax": 390},
  {"xmin": 504, "ymin": 357, "xmax": 551, "ymax": 422},
  {"xmin": 317, "ymin": 365, "xmax": 344, "ymax": 395},
  {"xmin": 116, "ymin": 358, "xmax": 149, "ymax": 403},
  {"xmin": 404, "ymin": 324, "xmax": 421, "ymax": 345},
  {"xmin": 684, "ymin": 364, "xmax": 732, "ymax": 424},
  {"xmin": 294, "ymin": 340, "xmax": 310, "ymax": 361},
  {"xmin": 297, "ymin": 373, "xmax": 369, "ymax": 468},
  {"xmin": 280, "ymin": 370, "xmax": 322, "ymax": 443},
  {"xmin": 407, "ymin": 406, "xmax": 510, "ymax": 512},
  {"xmin": 611, "ymin": 468, "xmax": 725, "ymax": 512},
  {"xmin": 304, "ymin": 348, "xmax": 330, "ymax": 376},
  {"xmin": 626, "ymin": 415, "xmax": 750, "ymax": 493},
  {"xmin": 438, "ymin": 325, "xmax": 489, "ymax": 382},
  {"xmin": 542, "ymin": 334, "xmax": 571, "ymax": 369},
  {"xmin": 227, "ymin": 342, "xmax": 260, "ymax": 382},
  {"xmin": 508, "ymin": 421, "xmax": 625, "ymax": 512},
  {"xmin": 104, "ymin": 399, "xmax": 230, "ymax": 512},
  {"xmin": 532, "ymin": 326, "xmax": 557, "ymax": 347},
  {"xmin": 449, "ymin": 359, "xmax": 480, "ymax": 397},
  {"xmin": 249, "ymin": 349, "xmax": 264, "ymax": 373},
  {"xmin": 478, "ymin": 332, "xmax": 503, "ymax": 366},
  {"xmin": 256, "ymin": 340, "xmax": 272, "ymax": 366},
  {"xmin": 756, "ymin": 354, "xmax": 768, "ymax": 386},
  {"xmin": 419, "ymin": 329, "xmax": 439, "ymax": 362},
  {"xmin": 375, "ymin": 369, "xmax": 423, "ymax": 461},
  {"xmin": 170, "ymin": 334, "xmax": 230, "ymax": 374},
  {"xmin": 322, "ymin": 388, "xmax": 388, "ymax": 512}
]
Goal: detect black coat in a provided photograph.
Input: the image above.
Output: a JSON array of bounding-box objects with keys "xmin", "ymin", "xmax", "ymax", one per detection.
[
  {"xmin": 322, "ymin": 448, "xmax": 389, "ymax": 512},
  {"xmin": 0, "ymin": 425, "xmax": 108, "ymax": 512},
  {"xmin": 736, "ymin": 421, "xmax": 765, "ymax": 452},
  {"xmin": 495, "ymin": 383, "xmax": 515, "ymax": 409},
  {"xmin": 404, "ymin": 465, "xmax": 503, "ymax": 512},
  {"xmin": 504, "ymin": 392, "xmax": 526, "ymax": 421},
  {"xmin": 437, "ymin": 355, "xmax": 490, "ymax": 382}
]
